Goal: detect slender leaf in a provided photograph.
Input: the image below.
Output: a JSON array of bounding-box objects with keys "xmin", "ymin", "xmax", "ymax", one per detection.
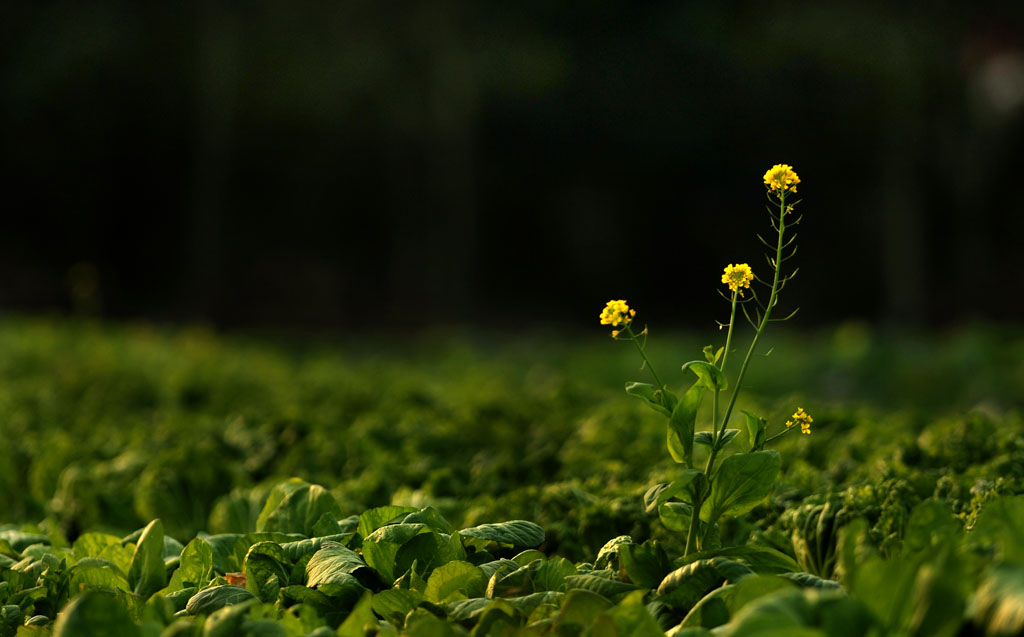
[
  {"xmin": 668, "ymin": 382, "xmax": 704, "ymax": 464},
  {"xmin": 743, "ymin": 411, "xmax": 768, "ymax": 452},
  {"xmin": 127, "ymin": 519, "xmax": 166, "ymax": 600}
]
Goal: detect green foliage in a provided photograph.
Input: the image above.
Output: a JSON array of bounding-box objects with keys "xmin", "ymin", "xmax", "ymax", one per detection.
[
  {"xmin": 702, "ymin": 451, "xmax": 781, "ymax": 524},
  {"xmin": 1, "ymin": 320, "xmax": 1024, "ymax": 633}
]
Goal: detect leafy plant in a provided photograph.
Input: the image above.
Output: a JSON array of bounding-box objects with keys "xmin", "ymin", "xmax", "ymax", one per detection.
[{"xmin": 603, "ymin": 164, "xmax": 812, "ymax": 556}]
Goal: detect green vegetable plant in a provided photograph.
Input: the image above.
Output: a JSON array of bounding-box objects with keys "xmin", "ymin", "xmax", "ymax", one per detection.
[{"xmin": 601, "ymin": 163, "xmax": 811, "ymax": 557}]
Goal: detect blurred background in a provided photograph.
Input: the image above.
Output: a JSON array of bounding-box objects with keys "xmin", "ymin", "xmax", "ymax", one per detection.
[{"xmin": 2, "ymin": 1, "xmax": 1023, "ymax": 330}]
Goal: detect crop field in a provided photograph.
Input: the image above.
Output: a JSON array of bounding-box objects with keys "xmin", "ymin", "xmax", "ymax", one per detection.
[{"xmin": 1, "ymin": 316, "xmax": 1024, "ymax": 635}]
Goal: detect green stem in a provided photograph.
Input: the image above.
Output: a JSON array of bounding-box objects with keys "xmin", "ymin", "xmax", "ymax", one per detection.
[
  {"xmin": 684, "ymin": 493, "xmax": 702, "ymax": 556},
  {"xmin": 698, "ymin": 192, "xmax": 788, "ymax": 549},
  {"xmin": 765, "ymin": 427, "xmax": 793, "ymax": 444},
  {"xmin": 719, "ymin": 290, "xmax": 739, "ymax": 374},
  {"xmin": 624, "ymin": 324, "xmax": 665, "ymax": 391},
  {"xmin": 706, "ymin": 290, "xmax": 739, "ymax": 459},
  {"xmin": 718, "ymin": 191, "xmax": 788, "ymax": 439}
]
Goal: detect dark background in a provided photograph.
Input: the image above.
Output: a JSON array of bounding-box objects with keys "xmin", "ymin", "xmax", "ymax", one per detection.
[{"xmin": 2, "ymin": 1, "xmax": 1023, "ymax": 330}]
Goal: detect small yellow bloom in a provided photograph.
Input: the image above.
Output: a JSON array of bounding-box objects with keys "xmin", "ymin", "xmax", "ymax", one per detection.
[
  {"xmin": 785, "ymin": 407, "xmax": 813, "ymax": 435},
  {"xmin": 600, "ymin": 300, "xmax": 635, "ymax": 328},
  {"xmin": 721, "ymin": 264, "xmax": 754, "ymax": 296},
  {"xmin": 611, "ymin": 330, "xmax": 620, "ymax": 338},
  {"xmin": 763, "ymin": 164, "xmax": 800, "ymax": 193}
]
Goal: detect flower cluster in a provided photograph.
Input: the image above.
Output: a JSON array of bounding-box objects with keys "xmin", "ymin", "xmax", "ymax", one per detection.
[
  {"xmin": 763, "ymin": 164, "xmax": 800, "ymax": 193},
  {"xmin": 721, "ymin": 263, "xmax": 754, "ymax": 296},
  {"xmin": 786, "ymin": 407, "xmax": 813, "ymax": 435},
  {"xmin": 599, "ymin": 300, "xmax": 635, "ymax": 335}
]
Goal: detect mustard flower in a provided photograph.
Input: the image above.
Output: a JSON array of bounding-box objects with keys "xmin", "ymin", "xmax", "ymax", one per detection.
[
  {"xmin": 763, "ymin": 164, "xmax": 800, "ymax": 193},
  {"xmin": 600, "ymin": 300, "xmax": 635, "ymax": 328},
  {"xmin": 786, "ymin": 407, "xmax": 813, "ymax": 435},
  {"xmin": 721, "ymin": 263, "xmax": 754, "ymax": 296}
]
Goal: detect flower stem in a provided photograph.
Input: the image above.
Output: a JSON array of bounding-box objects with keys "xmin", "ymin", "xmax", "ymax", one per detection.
[
  {"xmin": 718, "ymin": 191, "xmax": 788, "ymax": 441},
  {"xmin": 684, "ymin": 493, "xmax": 702, "ymax": 556},
  {"xmin": 698, "ymin": 193, "xmax": 789, "ymax": 549},
  {"xmin": 719, "ymin": 290, "xmax": 739, "ymax": 374},
  {"xmin": 624, "ymin": 324, "xmax": 665, "ymax": 392}
]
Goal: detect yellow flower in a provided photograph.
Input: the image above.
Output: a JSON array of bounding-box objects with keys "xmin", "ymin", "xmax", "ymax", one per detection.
[
  {"xmin": 600, "ymin": 300, "xmax": 635, "ymax": 327},
  {"xmin": 721, "ymin": 264, "xmax": 754, "ymax": 296},
  {"xmin": 785, "ymin": 407, "xmax": 813, "ymax": 435},
  {"xmin": 763, "ymin": 164, "xmax": 800, "ymax": 193}
]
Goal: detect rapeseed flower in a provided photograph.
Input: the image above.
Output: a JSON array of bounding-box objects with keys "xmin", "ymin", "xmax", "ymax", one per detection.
[
  {"xmin": 600, "ymin": 300, "xmax": 635, "ymax": 327},
  {"xmin": 721, "ymin": 263, "xmax": 754, "ymax": 296},
  {"xmin": 786, "ymin": 407, "xmax": 813, "ymax": 435},
  {"xmin": 763, "ymin": 164, "xmax": 800, "ymax": 193}
]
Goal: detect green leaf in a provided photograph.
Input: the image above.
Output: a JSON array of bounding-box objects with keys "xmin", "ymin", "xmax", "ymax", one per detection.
[
  {"xmin": 668, "ymin": 429, "xmax": 689, "ymax": 464},
  {"xmin": 530, "ymin": 556, "xmax": 577, "ymax": 593},
  {"xmin": 551, "ymin": 589, "xmax": 613, "ymax": 629},
  {"xmin": 254, "ymin": 479, "xmax": 308, "ymax": 533},
  {"xmin": 372, "ymin": 589, "xmax": 424, "ymax": 623},
  {"xmin": 657, "ymin": 558, "xmax": 753, "ymax": 610},
  {"xmin": 595, "ymin": 536, "xmax": 632, "ymax": 570},
  {"xmin": 201, "ymin": 599, "xmax": 262, "ymax": 637},
  {"xmin": 357, "ymin": 505, "xmax": 419, "ymax": 539},
  {"xmin": 679, "ymin": 584, "xmax": 733, "ymax": 631},
  {"xmin": 72, "ymin": 533, "xmax": 122, "ymax": 561},
  {"xmin": 625, "ymin": 382, "xmax": 674, "ymax": 417},
  {"xmin": 127, "ymin": 519, "xmax": 166, "ymax": 600},
  {"xmin": 394, "ymin": 532, "xmax": 463, "ymax": 581},
  {"xmin": 0, "ymin": 531, "xmax": 48, "ymax": 553},
  {"xmin": 779, "ymin": 573, "xmax": 841, "ymax": 589},
  {"xmin": 256, "ymin": 483, "xmax": 342, "ymax": 537},
  {"xmin": 903, "ymin": 500, "xmax": 961, "ymax": 555},
  {"xmin": 619, "ymin": 541, "xmax": 672, "ymax": 589},
  {"xmin": 305, "ymin": 543, "xmax": 369, "ymax": 588},
  {"xmin": 701, "ymin": 451, "xmax": 780, "ymax": 523},
  {"xmin": 68, "ymin": 558, "xmax": 131, "ymax": 593},
  {"xmin": 695, "ymin": 429, "xmax": 740, "ymax": 450},
  {"xmin": 311, "ymin": 513, "xmax": 342, "ymax": 537},
  {"xmin": 337, "ymin": 592, "xmax": 377, "ymax": 637},
  {"xmin": 459, "ymin": 520, "xmax": 544, "ymax": 549},
  {"xmin": 743, "ymin": 411, "xmax": 768, "ymax": 452},
  {"xmin": 726, "ymin": 575, "xmax": 797, "ymax": 614},
  {"xmin": 563, "ymin": 574, "xmax": 641, "ymax": 603},
  {"xmin": 183, "ymin": 585, "xmax": 256, "ymax": 615},
  {"xmin": 200, "ymin": 534, "xmax": 249, "ymax": 575},
  {"xmin": 709, "ymin": 589, "xmax": 812, "ymax": 637},
  {"xmin": 485, "ymin": 564, "xmax": 529, "ymax": 598},
  {"xmin": 166, "ymin": 538, "xmax": 213, "ymax": 593},
  {"xmin": 362, "ymin": 524, "xmax": 429, "ymax": 583},
  {"xmin": 702, "ymin": 345, "xmax": 723, "ymax": 365},
  {"xmin": 668, "ymin": 383, "xmax": 704, "ymax": 464},
  {"xmin": 478, "ymin": 558, "xmax": 521, "ymax": 579},
  {"xmin": 280, "ymin": 533, "xmax": 355, "ymax": 562},
  {"xmin": 51, "ymin": 591, "xmax": 142, "ymax": 637},
  {"xmin": 244, "ymin": 541, "xmax": 290, "ymax": 602},
  {"xmin": 675, "ymin": 545, "xmax": 800, "ymax": 575},
  {"xmin": 681, "ymin": 361, "xmax": 728, "ymax": 391},
  {"xmin": 511, "ymin": 549, "xmax": 546, "ymax": 567},
  {"xmin": 643, "ymin": 471, "xmax": 706, "ymax": 513},
  {"xmin": 658, "ymin": 503, "xmax": 721, "ymax": 550},
  {"xmin": 401, "ymin": 507, "xmax": 455, "ymax": 534},
  {"xmin": 600, "ymin": 589, "xmax": 666, "ymax": 636},
  {"xmin": 970, "ymin": 563, "xmax": 1024, "ymax": 637},
  {"xmin": 966, "ymin": 496, "xmax": 1024, "ymax": 564},
  {"xmin": 424, "ymin": 560, "xmax": 486, "ymax": 604}
]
